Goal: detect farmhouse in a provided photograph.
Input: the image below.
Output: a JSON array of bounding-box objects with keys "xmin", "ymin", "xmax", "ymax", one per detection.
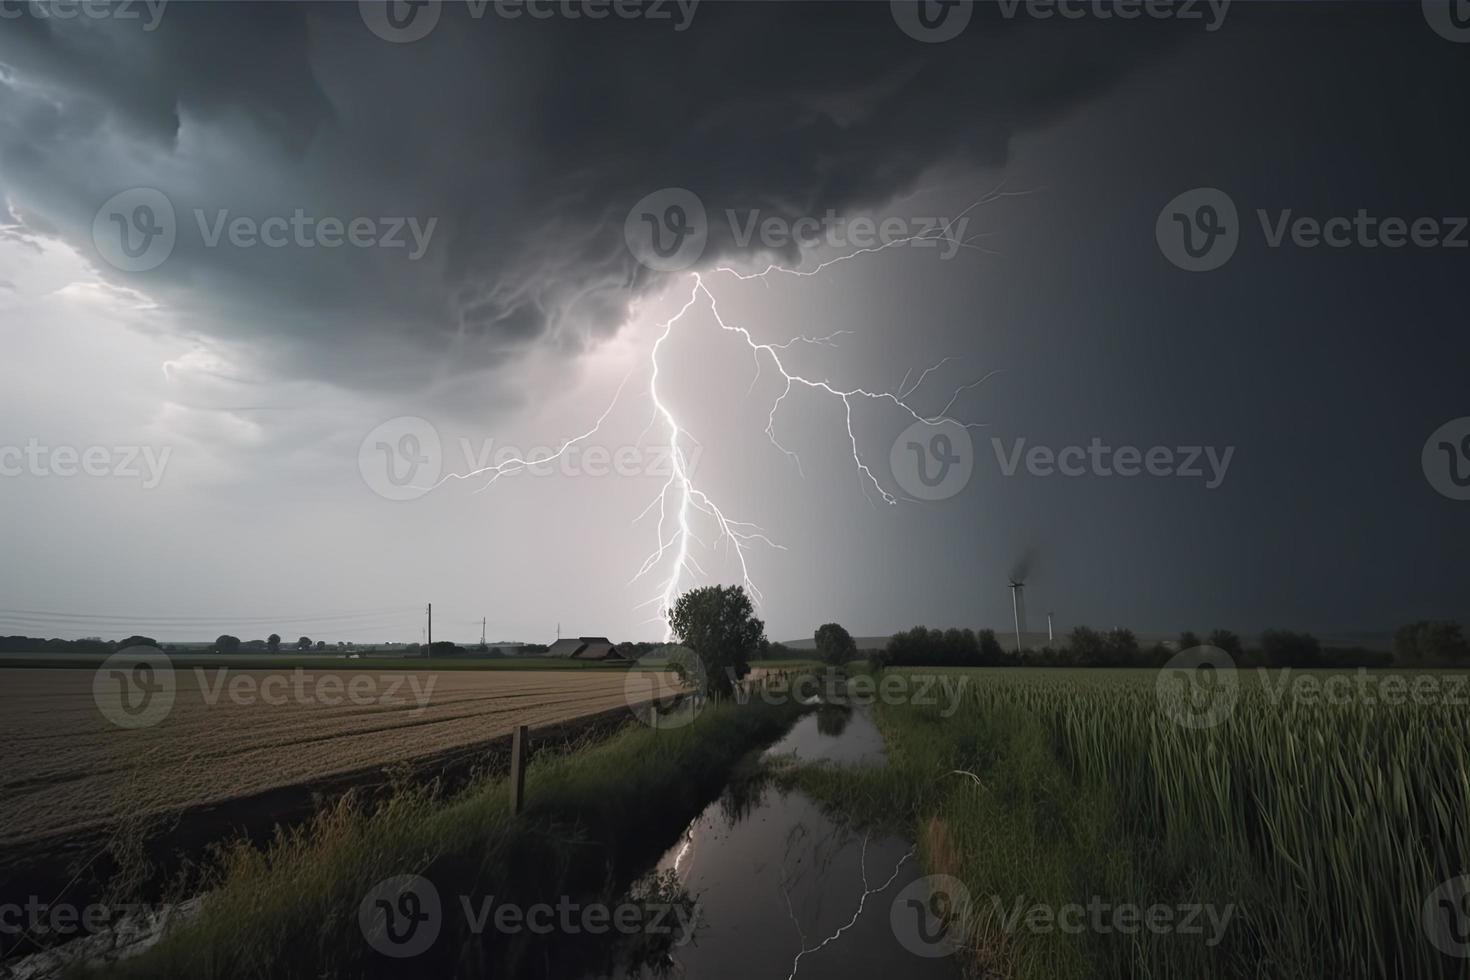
[{"xmin": 544, "ymin": 636, "xmax": 624, "ymax": 661}]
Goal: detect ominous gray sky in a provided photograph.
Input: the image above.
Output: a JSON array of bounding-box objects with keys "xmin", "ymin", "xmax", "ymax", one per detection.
[{"xmin": 1, "ymin": 2, "xmax": 1465, "ymax": 644}]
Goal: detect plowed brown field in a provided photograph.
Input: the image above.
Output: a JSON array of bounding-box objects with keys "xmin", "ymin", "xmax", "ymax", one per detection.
[{"xmin": 0, "ymin": 667, "xmax": 651, "ymax": 845}]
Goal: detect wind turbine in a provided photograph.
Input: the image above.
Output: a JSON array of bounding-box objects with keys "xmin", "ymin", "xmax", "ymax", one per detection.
[{"xmin": 1008, "ymin": 578, "xmax": 1028, "ymax": 653}]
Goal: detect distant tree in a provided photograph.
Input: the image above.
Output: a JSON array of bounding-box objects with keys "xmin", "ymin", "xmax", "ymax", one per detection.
[
  {"xmin": 267, "ymin": 634, "xmax": 281, "ymax": 653},
  {"xmin": 214, "ymin": 634, "xmax": 241, "ymax": 654},
  {"xmin": 1207, "ymin": 629, "xmax": 1243, "ymax": 657},
  {"xmin": 815, "ymin": 623, "xmax": 858, "ymax": 666},
  {"xmin": 1179, "ymin": 631, "xmax": 1202, "ymax": 651},
  {"xmin": 314, "ymin": 640, "xmax": 327, "ymax": 652},
  {"xmin": 768, "ymin": 641, "xmax": 792, "ymax": 661},
  {"xmin": 115, "ymin": 635, "xmax": 161, "ymax": 650},
  {"xmin": 404, "ymin": 642, "xmax": 421, "ymax": 654},
  {"xmin": 1260, "ymin": 630, "xmax": 1322, "ymax": 668},
  {"xmin": 978, "ymin": 629, "xmax": 1005, "ymax": 665},
  {"xmin": 1104, "ymin": 628, "xmax": 1140, "ymax": 664},
  {"xmin": 1068, "ymin": 626, "xmax": 1105, "ymax": 664},
  {"xmin": 296, "ymin": 636, "xmax": 312, "ymax": 651},
  {"xmin": 669, "ymin": 585, "xmax": 765, "ymax": 696},
  {"xmin": 429, "ymin": 640, "xmax": 463, "ymax": 656},
  {"xmin": 1394, "ymin": 621, "xmax": 1468, "ymax": 665}
]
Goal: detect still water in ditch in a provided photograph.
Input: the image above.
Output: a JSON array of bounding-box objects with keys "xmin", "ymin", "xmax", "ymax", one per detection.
[{"xmin": 609, "ymin": 706, "xmax": 961, "ymax": 979}]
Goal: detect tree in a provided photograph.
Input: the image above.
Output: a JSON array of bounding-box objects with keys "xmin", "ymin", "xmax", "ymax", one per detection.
[
  {"xmin": 814, "ymin": 623, "xmax": 857, "ymax": 666},
  {"xmin": 978, "ymin": 629, "xmax": 1005, "ymax": 665},
  {"xmin": 116, "ymin": 635, "xmax": 161, "ymax": 650},
  {"xmin": 1260, "ymin": 630, "xmax": 1321, "ymax": 668},
  {"xmin": 267, "ymin": 634, "xmax": 282, "ymax": 653},
  {"xmin": 215, "ymin": 634, "xmax": 241, "ymax": 654},
  {"xmin": 1179, "ymin": 631, "xmax": 1202, "ymax": 651},
  {"xmin": 1395, "ymin": 621, "xmax": 1468, "ymax": 665},
  {"xmin": 1068, "ymin": 626, "xmax": 1105, "ymax": 664},
  {"xmin": 296, "ymin": 636, "xmax": 312, "ymax": 651},
  {"xmin": 314, "ymin": 640, "xmax": 327, "ymax": 652},
  {"xmin": 1207, "ymin": 629, "xmax": 1243, "ymax": 657},
  {"xmin": 669, "ymin": 585, "xmax": 765, "ymax": 696}
]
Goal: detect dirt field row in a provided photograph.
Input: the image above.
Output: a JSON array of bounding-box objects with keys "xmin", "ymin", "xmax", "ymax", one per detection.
[{"xmin": 1, "ymin": 666, "xmax": 676, "ymax": 845}]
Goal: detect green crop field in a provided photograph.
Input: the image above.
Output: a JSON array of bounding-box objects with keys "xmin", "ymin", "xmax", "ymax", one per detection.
[{"xmin": 786, "ymin": 667, "xmax": 1470, "ymax": 979}]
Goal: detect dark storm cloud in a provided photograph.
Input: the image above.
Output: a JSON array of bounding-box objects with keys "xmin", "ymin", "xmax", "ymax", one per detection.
[{"xmin": 0, "ymin": 1, "xmax": 1182, "ymax": 395}]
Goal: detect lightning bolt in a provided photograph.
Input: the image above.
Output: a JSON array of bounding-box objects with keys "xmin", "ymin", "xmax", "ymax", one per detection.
[
  {"xmin": 781, "ymin": 836, "xmax": 915, "ymax": 980},
  {"xmin": 436, "ymin": 195, "xmax": 1007, "ymax": 638}
]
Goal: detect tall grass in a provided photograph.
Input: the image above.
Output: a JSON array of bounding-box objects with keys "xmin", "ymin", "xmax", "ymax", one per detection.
[{"xmin": 785, "ymin": 668, "xmax": 1470, "ymax": 979}]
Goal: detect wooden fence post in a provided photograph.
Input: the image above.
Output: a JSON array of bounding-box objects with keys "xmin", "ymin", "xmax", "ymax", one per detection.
[{"xmin": 510, "ymin": 724, "xmax": 528, "ymax": 816}]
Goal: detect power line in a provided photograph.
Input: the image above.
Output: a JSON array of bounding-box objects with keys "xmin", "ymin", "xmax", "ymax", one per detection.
[{"xmin": 0, "ymin": 607, "xmax": 422, "ymax": 625}]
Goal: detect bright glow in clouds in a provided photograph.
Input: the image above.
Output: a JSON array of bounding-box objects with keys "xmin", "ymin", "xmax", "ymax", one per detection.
[{"xmin": 433, "ymin": 216, "xmax": 996, "ymax": 637}]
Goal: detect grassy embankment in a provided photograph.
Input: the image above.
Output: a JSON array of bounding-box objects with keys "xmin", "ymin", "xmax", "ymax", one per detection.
[
  {"xmin": 88, "ymin": 698, "xmax": 804, "ymax": 979},
  {"xmin": 783, "ymin": 667, "xmax": 1470, "ymax": 979}
]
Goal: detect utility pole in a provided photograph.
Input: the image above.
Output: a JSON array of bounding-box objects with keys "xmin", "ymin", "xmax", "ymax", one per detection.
[
  {"xmin": 481, "ymin": 617, "xmax": 486, "ymax": 647},
  {"xmin": 426, "ymin": 603, "xmax": 432, "ymax": 655}
]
